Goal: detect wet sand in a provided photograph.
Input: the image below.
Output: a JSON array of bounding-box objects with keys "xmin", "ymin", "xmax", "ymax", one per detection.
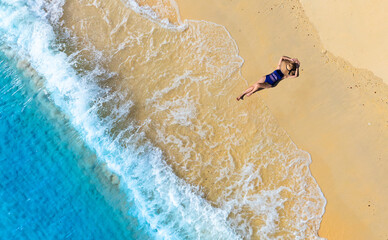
[{"xmin": 176, "ymin": 0, "xmax": 388, "ymax": 239}]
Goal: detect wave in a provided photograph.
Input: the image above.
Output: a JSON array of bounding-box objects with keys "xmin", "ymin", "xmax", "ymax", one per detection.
[{"xmin": 0, "ymin": 0, "xmax": 240, "ymax": 239}]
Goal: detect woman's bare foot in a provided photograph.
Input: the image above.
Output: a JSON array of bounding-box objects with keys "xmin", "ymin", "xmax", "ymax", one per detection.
[{"xmin": 236, "ymin": 95, "xmax": 244, "ymax": 101}]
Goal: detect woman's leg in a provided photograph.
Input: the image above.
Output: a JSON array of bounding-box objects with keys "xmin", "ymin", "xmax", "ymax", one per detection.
[
  {"xmin": 246, "ymin": 82, "xmax": 271, "ymax": 97},
  {"xmin": 237, "ymin": 77, "xmax": 270, "ymax": 100},
  {"xmin": 237, "ymin": 86, "xmax": 255, "ymax": 101}
]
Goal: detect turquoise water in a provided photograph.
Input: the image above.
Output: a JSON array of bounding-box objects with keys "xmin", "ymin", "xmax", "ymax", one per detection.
[
  {"xmin": 0, "ymin": 1, "xmax": 239, "ymax": 239},
  {"xmin": 0, "ymin": 54, "xmax": 154, "ymax": 239}
]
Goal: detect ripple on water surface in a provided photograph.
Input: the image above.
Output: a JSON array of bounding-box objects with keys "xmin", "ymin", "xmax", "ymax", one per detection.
[{"xmin": 0, "ymin": 54, "xmax": 153, "ymax": 240}]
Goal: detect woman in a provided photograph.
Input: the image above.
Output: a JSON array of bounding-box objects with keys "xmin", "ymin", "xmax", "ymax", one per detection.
[{"xmin": 236, "ymin": 56, "xmax": 300, "ymax": 101}]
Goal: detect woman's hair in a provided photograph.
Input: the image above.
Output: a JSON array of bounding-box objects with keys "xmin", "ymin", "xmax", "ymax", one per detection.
[{"xmin": 286, "ymin": 62, "xmax": 296, "ymax": 71}]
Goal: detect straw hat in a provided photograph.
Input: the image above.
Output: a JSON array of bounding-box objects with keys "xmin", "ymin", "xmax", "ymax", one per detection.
[{"xmin": 286, "ymin": 62, "xmax": 295, "ymax": 71}]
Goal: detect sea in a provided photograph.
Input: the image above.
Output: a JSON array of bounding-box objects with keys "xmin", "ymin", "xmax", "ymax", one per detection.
[{"xmin": 0, "ymin": 0, "xmax": 326, "ymax": 239}]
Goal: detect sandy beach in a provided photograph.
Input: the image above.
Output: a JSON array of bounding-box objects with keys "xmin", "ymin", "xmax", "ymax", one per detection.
[
  {"xmin": 4, "ymin": 0, "xmax": 387, "ymax": 238},
  {"xmin": 54, "ymin": 0, "xmax": 388, "ymax": 238},
  {"xmin": 176, "ymin": 0, "xmax": 388, "ymax": 239},
  {"xmin": 300, "ymin": 0, "xmax": 388, "ymax": 85},
  {"xmin": 61, "ymin": 0, "xmax": 326, "ymax": 238}
]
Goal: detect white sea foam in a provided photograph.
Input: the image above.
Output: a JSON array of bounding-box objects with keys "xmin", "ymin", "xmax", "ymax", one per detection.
[
  {"xmin": 121, "ymin": 0, "xmax": 187, "ymax": 30},
  {"xmin": 0, "ymin": 1, "xmax": 242, "ymax": 239}
]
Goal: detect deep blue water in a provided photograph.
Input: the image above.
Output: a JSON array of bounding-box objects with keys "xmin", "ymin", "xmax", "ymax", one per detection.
[{"xmin": 0, "ymin": 53, "xmax": 150, "ymax": 240}]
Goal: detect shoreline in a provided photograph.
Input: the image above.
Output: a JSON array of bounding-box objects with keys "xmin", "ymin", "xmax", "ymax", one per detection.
[
  {"xmin": 176, "ymin": 0, "xmax": 388, "ymax": 239},
  {"xmin": 60, "ymin": 0, "xmax": 326, "ymax": 238},
  {"xmin": 54, "ymin": 0, "xmax": 388, "ymax": 238}
]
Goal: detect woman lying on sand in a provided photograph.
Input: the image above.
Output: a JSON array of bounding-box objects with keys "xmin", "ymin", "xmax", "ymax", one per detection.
[{"xmin": 237, "ymin": 56, "xmax": 300, "ymax": 101}]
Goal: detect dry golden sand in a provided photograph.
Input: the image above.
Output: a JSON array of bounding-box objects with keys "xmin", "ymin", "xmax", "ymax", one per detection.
[
  {"xmin": 176, "ymin": 0, "xmax": 388, "ymax": 239},
  {"xmin": 300, "ymin": 0, "xmax": 388, "ymax": 85}
]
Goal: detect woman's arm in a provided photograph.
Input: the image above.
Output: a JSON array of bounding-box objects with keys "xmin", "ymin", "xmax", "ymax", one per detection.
[
  {"xmin": 292, "ymin": 58, "xmax": 300, "ymax": 67},
  {"xmin": 277, "ymin": 56, "xmax": 294, "ymax": 69},
  {"xmin": 282, "ymin": 56, "xmax": 293, "ymax": 61},
  {"xmin": 288, "ymin": 67, "xmax": 299, "ymax": 78},
  {"xmin": 277, "ymin": 57, "xmax": 283, "ymax": 69}
]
